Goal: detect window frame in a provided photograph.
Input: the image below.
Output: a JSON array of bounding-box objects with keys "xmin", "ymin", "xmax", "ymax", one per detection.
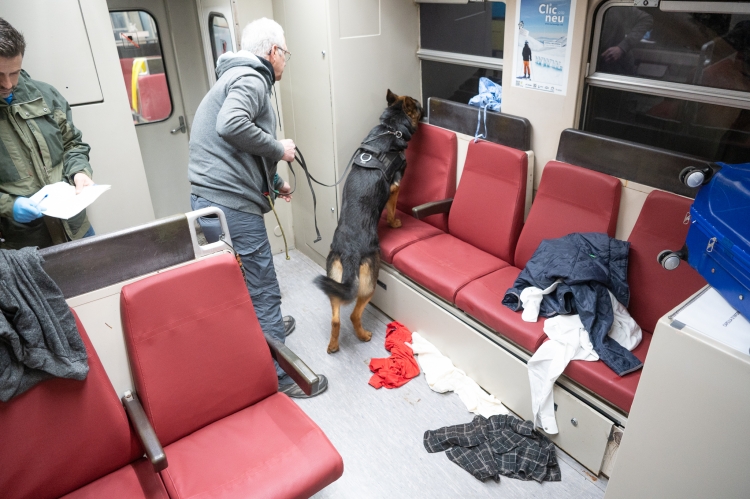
[
  {"xmin": 585, "ymin": 0, "xmax": 750, "ymax": 111},
  {"xmin": 208, "ymin": 12, "xmax": 231, "ymax": 71},
  {"xmin": 109, "ymin": 8, "xmax": 175, "ymax": 126},
  {"xmin": 417, "ymin": 1, "xmax": 506, "ymax": 72}
]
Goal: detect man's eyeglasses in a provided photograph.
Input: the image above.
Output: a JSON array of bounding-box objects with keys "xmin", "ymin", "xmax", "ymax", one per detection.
[{"xmin": 274, "ymin": 46, "xmax": 291, "ymax": 63}]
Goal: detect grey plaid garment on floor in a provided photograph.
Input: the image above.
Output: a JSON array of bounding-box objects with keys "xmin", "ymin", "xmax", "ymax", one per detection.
[{"xmin": 423, "ymin": 414, "xmax": 562, "ymax": 483}]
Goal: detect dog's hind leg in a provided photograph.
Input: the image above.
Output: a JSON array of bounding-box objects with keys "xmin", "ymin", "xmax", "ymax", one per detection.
[
  {"xmin": 385, "ymin": 183, "xmax": 402, "ymax": 229},
  {"xmin": 328, "ymin": 297, "xmax": 342, "ymax": 354},
  {"xmin": 351, "ymin": 259, "xmax": 377, "ymax": 342},
  {"xmin": 327, "ymin": 257, "xmax": 344, "ymax": 354}
]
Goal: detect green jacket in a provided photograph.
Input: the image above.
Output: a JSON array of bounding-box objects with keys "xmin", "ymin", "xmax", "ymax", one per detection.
[{"xmin": 0, "ymin": 70, "xmax": 93, "ymax": 249}]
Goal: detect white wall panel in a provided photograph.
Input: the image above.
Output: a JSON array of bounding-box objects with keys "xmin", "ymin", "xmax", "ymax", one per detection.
[{"xmin": 3, "ymin": 0, "xmax": 103, "ymax": 106}]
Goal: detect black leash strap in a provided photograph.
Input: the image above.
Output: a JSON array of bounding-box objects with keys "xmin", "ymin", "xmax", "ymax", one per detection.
[{"xmin": 285, "ymin": 147, "xmax": 357, "ymax": 243}]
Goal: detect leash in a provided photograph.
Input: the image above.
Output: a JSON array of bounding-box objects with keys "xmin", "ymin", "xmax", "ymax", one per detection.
[{"xmin": 284, "ymin": 146, "xmax": 358, "ymax": 243}]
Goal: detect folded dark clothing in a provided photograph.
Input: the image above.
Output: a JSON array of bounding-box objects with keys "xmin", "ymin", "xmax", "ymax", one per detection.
[
  {"xmin": 424, "ymin": 414, "xmax": 562, "ymax": 483},
  {"xmin": 0, "ymin": 247, "xmax": 88, "ymax": 402}
]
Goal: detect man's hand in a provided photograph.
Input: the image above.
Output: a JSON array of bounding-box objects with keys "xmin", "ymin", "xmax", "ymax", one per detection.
[
  {"xmin": 73, "ymin": 172, "xmax": 95, "ymax": 194},
  {"xmin": 277, "ymin": 181, "xmax": 292, "ymax": 202},
  {"xmin": 601, "ymin": 46, "xmax": 624, "ymax": 63},
  {"xmin": 280, "ymin": 139, "xmax": 296, "ymax": 163},
  {"xmin": 13, "ymin": 197, "xmax": 45, "ymax": 223}
]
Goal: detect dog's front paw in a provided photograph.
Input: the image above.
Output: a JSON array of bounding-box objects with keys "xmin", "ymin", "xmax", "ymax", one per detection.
[
  {"xmin": 388, "ymin": 218, "xmax": 402, "ymax": 229},
  {"xmin": 327, "ymin": 343, "xmax": 340, "ymax": 354},
  {"xmin": 356, "ymin": 329, "xmax": 373, "ymax": 342}
]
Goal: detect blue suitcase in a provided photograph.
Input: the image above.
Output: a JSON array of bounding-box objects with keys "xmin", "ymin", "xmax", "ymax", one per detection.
[{"xmin": 660, "ymin": 162, "xmax": 750, "ymax": 319}]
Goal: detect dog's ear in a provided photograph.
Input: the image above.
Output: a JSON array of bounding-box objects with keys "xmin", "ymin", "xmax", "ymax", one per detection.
[
  {"xmin": 402, "ymin": 96, "xmax": 416, "ymax": 115},
  {"xmin": 386, "ymin": 89, "xmax": 398, "ymax": 106}
]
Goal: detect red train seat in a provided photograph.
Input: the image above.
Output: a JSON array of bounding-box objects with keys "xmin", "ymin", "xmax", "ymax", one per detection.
[
  {"xmin": 120, "ymin": 254, "xmax": 343, "ymax": 499},
  {"xmin": 0, "ymin": 311, "xmax": 167, "ymax": 499},
  {"xmin": 137, "ymin": 73, "xmax": 171, "ymax": 122},
  {"xmin": 562, "ymin": 190, "xmax": 706, "ymax": 412},
  {"xmin": 393, "ymin": 140, "xmax": 527, "ymax": 302},
  {"xmin": 119, "ymin": 58, "xmax": 135, "ymax": 107},
  {"xmin": 455, "ymin": 161, "xmax": 622, "ymax": 352},
  {"xmin": 379, "ymin": 123, "xmax": 457, "ymax": 263}
]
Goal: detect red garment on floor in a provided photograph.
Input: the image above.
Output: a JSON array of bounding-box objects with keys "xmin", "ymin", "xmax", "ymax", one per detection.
[{"xmin": 369, "ymin": 321, "xmax": 420, "ymax": 389}]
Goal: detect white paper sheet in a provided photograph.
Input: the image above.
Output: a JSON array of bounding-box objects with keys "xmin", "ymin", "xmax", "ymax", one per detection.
[
  {"xmin": 672, "ymin": 287, "xmax": 750, "ymax": 356},
  {"xmin": 30, "ymin": 182, "xmax": 110, "ymax": 220}
]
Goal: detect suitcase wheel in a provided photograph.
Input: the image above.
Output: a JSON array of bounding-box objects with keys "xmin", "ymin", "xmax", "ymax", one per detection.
[
  {"xmin": 679, "ymin": 166, "xmax": 715, "ymax": 188},
  {"xmin": 658, "ymin": 249, "xmax": 682, "ymax": 271}
]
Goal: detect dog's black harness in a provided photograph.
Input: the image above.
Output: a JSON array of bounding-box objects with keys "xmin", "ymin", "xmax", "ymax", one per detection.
[
  {"xmin": 285, "ymin": 125, "xmax": 412, "ymax": 243},
  {"xmin": 352, "ymin": 144, "xmax": 406, "ymax": 185}
]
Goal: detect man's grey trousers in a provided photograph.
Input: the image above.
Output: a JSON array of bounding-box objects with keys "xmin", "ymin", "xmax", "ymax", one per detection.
[{"xmin": 191, "ymin": 195, "xmax": 291, "ymax": 385}]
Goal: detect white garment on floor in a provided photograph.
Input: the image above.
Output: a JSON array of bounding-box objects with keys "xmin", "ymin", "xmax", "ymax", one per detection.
[
  {"xmin": 407, "ymin": 332, "xmax": 508, "ymax": 418},
  {"xmin": 519, "ymin": 279, "xmax": 562, "ymax": 322},
  {"xmin": 528, "ymin": 291, "xmax": 642, "ymax": 434}
]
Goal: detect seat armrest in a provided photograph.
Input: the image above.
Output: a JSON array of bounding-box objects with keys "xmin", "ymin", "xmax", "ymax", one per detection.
[
  {"xmin": 122, "ymin": 391, "xmax": 168, "ymax": 472},
  {"xmin": 412, "ymin": 198, "xmax": 453, "ymax": 220},
  {"xmin": 265, "ymin": 335, "xmax": 320, "ymax": 396}
]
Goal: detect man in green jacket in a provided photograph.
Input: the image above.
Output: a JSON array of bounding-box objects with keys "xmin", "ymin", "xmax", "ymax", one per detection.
[{"xmin": 0, "ymin": 18, "xmax": 95, "ymax": 249}]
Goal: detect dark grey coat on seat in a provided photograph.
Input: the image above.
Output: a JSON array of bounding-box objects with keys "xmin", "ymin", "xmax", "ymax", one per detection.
[{"xmin": 0, "ymin": 247, "xmax": 88, "ymax": 401}]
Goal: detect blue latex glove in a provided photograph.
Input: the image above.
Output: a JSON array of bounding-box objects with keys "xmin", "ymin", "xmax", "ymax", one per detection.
[{"xmin": 13, "ymin": 197, "xmax": 45, "ymax": 223}]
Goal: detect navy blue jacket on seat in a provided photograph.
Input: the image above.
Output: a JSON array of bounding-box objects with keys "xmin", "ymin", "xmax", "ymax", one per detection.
[{"xmin": 502, "ymin": 232, "xmax": 641, "ymax": 376}]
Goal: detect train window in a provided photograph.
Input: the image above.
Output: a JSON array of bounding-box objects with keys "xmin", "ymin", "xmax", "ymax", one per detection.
[
  {"xmin": 422, "ymin": 60, "xmax": 502, "ymax": 105},
  {"xmin": 419, "ymin": 2, "xmax": 505, "ymax": 106},
  {"xmin": 582, "ymin": 3, "xmax": 750, "ymax": 162},
  {"xmin": 593, "ymin": 7, "xmax": 750, "ymax": 92},
  {"xmin": 209, "ymin": 14, "xmax": 232, "ymax": 70},
  {"xmin": 108, "ymin": 10, "xmax": 173, "ymax": 125},
  {"xmin": 420, "ymin": 2, "xmax": 506, "ymax": 59},
  {"xmin": 583, "ymin": 86, "xmax": 750, "ymax": 162}
]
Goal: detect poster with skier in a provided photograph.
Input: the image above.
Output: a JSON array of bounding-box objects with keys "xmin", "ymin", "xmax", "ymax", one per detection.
[{"xmin": 512, "ymin": 0, "xmax": 577, "ymax": 95}]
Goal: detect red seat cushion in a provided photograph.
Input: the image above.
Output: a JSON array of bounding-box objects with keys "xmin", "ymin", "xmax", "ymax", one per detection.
[
  {"xmin": 448, "ymin": 140, "xmax": 528, "ymax": 263},
  {"xmin": 0, "ymin": 312, "xmax": 138, "ymax": 499},
  {"xmin": 455, "ymin": 266, "xmax": 548, "ymax": 353},
  {"xmin": 398, "ymin": 124, "xmax": 458, "ymax": 231},
  {"xmin": 160, "ymin": 393, "xmax": 344, "ymax": 499},
  {"xmin": 562, "ymin": 332, "xmax": 652, "ymax": 413},
  {"xmin": 61, "ymin": 459, "xmax": 168, "ymax": 499},
  {"xmin": 513, "ymin": 161, "xmax": 621, "ymax": 269},
  {"xmin": 121, "ymin": 254, "xmax": 279, "ymax": 446},
  {"xmin": 393, "ymin": 233, "xmax": 508, "ymax": 303},
  {"xmin": 378, "ymin": 209, "xmax": 443, "ymax": 263},
  {"xmin": 119, "ymin": 58, "xmax": 135, "ymax": 107},
  {"xmin": 627, "ymin": 190, "xmax": 706, "ymax": 333},
  {"xmin": 138, "ymin": 73, "xmax": 171, "ymax": 121}
]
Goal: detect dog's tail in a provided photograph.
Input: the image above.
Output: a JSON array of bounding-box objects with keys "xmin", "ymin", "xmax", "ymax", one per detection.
[
  {"xmin": 314, "ymin": 254, "xmax": 359, "ymax": 302},
  {"xmin": 314, "ymin": 275, "xmax": 357, "ymax": 301}
]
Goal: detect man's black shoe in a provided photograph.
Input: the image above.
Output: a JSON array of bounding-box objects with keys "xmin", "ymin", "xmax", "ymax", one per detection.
[
  {"xmin": 279, "ymin": 375, "xmax": 328, "ymax": 398},
  {"xmin": 283, "ymin": 316, "xmax": 296, "ymax": 337}
]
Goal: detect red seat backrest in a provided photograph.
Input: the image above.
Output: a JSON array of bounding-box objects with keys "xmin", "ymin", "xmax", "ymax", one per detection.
[
  {"xmin": 627, "ymin": 190, "xmax": 706, "ymax": 333},
  {"xmin": 138, "ymin": 73, "xmax": 171, "ymax": 121},
  {"xmin": 397, "ymin": 124, "xmax": 458, "ymax": 231},
  {"xmin": 448, "ymin": 140, "xmax": 528, "ymax": 263},
  {"xmin": 514, "ymin": 161, "xmax": 622, "ymax": 269},
  {"xmin": 119, "ymin": 58, "xmax": 135, "ymax": 107},
  {"xmin": 0, "ymin": 311, "xmax": 136, "ymax": 499},
  {"xmin": 120, "ymin": 254, "xmax": 278, "ymax": 447}
]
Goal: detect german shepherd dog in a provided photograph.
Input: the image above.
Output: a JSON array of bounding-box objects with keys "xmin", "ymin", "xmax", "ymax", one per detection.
[{"xmin": 315, "ymin": 90, "xmax": 423, "ymax": 353}]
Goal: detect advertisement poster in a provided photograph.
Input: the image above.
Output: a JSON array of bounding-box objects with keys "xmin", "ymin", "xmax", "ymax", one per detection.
[{"xmin": 512, "ymin": 0, "xmax": 577, "ymax": 95}]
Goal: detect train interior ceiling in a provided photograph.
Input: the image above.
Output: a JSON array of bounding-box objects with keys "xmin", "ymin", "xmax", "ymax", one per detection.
[{"xmin": 2, "ymin": 0, "xmax": 750, "ymax": 498}]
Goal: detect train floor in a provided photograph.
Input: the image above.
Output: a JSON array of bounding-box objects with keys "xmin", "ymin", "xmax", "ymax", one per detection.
[{"xmin": 275, "ymin": 249, "xmax": 607, "ymax": 499}]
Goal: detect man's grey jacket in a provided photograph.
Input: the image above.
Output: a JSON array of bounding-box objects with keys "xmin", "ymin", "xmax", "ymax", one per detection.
[{"xmin": 189, "ymin": 51, "xmax": 285, "ymax": 216}]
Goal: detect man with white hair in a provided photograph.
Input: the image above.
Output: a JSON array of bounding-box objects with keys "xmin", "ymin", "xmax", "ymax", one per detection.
[{"xmin": 189, "ymin": 18, "xmax": 328, "ymax": 397}]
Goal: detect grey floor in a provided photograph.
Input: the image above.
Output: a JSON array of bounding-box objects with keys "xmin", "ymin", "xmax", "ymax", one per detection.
[{"xmin": 276, "ymin": 249, "xmax": 607, "ymax": 499}]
